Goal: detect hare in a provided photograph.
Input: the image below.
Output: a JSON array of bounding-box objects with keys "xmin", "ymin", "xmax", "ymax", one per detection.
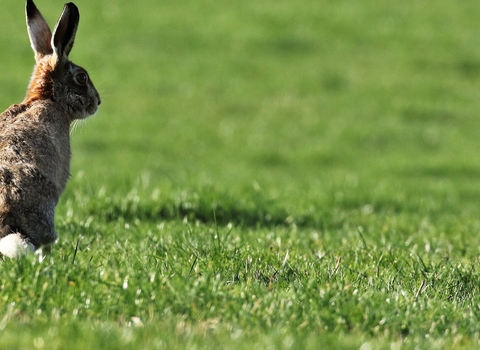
[{"xmin": 0, "ymin": 0, "xmax": 101, "ymax": 258}]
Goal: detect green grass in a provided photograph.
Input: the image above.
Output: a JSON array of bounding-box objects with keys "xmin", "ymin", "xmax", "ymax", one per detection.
[{"xmin": 2, "ymin": 0, "xmax": 480, "ymax": 348}]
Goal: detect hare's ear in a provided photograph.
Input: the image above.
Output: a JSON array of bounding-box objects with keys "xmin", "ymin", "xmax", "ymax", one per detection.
[
  {"xmin": 51, "ymin": 2, "xmax": 79, "ymax": 65},
  {"xmin": 26, "ymin": 0, "xmax": 53, "ymax": 61}
]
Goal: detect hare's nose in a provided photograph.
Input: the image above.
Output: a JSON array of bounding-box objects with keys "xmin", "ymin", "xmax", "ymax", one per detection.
[{"xmin": 97, "ymin": 97, "xmax": 102, "ymax": 106}]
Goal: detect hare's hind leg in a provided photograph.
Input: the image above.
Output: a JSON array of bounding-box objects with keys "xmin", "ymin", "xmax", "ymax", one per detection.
[
  {"xmin": 0, "ymin": 233, "xmax": 35, "ymax": 258},
  {"xmin": 1, "ymin": 204, "xmax": 58, "ymax": 259}
]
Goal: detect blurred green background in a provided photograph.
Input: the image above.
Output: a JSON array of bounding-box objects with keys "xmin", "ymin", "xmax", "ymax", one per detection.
[{"xmin": 2, "ymin": 0, "xmax": 480, "ymax": 204}]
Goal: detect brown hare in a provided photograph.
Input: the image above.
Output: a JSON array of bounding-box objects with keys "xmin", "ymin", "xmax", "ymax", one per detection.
[{"xmin": 0, "ymin": 0, "xmax": 100, "ymax": 258}]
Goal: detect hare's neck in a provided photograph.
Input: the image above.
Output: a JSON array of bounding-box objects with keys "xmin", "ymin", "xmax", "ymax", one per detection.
[{"xmin": 23, "ymin": 62, "xmax": 55, "ymax": 105}]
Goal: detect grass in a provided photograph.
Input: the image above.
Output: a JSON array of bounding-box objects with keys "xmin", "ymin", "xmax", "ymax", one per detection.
[{"xmin": 2, "ymin": 0, "xmax": 480, "ymax": 348}]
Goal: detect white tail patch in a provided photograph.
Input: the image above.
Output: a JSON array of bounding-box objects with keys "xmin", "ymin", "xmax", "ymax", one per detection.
[{"xmin": 0, "ymin": 233, "xmax": 35, "ymax": 258}]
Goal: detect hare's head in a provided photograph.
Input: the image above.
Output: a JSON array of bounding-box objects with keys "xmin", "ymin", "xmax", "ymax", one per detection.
[{"xmin": 24, "ymin": 0, "xmax": 100, "ymax": 120}]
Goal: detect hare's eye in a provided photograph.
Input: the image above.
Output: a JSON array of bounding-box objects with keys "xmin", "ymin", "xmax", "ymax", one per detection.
[{"xmin": 75, "ymin": 72, "xmax": 88, "ymax": 85}]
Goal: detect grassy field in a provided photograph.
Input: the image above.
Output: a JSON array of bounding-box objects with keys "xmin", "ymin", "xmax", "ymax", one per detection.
[{"xmin": 2, "ymin": 0, "xmax": 480, "ymax": 348}]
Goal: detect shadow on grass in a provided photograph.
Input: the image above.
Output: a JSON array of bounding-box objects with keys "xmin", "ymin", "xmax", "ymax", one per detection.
[
  {"xmin": 79, "ymin": 182, "xmax": 468, "ymax": 230},
  {"xmin": 82, "ymin": 188, "xmax": 329, "ymax": 229},
  {"xmin": 90, "ymin": 196, "xmax": 312, "ymax": 228}
]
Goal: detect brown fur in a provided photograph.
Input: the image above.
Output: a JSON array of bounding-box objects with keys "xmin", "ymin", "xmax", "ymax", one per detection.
[{"xmin": 0, "ymin": 0, "xmax": 100, "ymax": 251}]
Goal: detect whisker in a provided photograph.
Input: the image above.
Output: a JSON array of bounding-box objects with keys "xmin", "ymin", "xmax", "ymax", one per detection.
[{"xmin": 70, "ymin": 119, "xmax": 87, "ymax": 135}]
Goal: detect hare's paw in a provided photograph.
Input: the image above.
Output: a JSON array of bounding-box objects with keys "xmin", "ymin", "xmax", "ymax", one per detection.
[{"xmin": 0, "ymin": 233, "xmax": 35, "ymax": 258}]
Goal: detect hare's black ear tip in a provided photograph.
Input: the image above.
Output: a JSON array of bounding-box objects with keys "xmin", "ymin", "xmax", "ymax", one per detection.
[
  {"xmin": 65, "ymin": 2, "xmax": 79, "ymax": 11},
  {"xmin": 64, "ymin": 2, "xmax": 80, "ymax": 17},
  {"xmin": 26, "ymin": 0, "xmax": 38, "ymax": 16}
]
